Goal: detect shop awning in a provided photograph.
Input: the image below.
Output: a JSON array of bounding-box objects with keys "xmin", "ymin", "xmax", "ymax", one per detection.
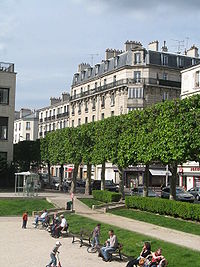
[{"xmin": 149, "ymin": 169, "xmax": 172, "ymax": 176}]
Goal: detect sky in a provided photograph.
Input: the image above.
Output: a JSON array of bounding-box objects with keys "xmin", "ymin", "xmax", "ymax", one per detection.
[{"xmin": 0, "ymin": 0, "xmax": 200, "ymax": 110}]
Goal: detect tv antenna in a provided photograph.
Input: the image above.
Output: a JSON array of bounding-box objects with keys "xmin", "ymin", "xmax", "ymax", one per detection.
[
  {"xmin": 88, "ymin": 53, "xmax": 99, "ymax": 66},
  {"xmin": 171, "ymin": 39, "xmax": 185, "ymax": 54}
]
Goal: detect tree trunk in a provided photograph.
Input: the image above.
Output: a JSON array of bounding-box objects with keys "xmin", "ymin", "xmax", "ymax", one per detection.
[
  {"xmin": 118, "ymin": 166, "xmax": 125, "ymax": 199},
  {"xmin": 59, "ymin": 164, "xmax": 64, "ymax": 191},
  {"xmin": 169, "ymin": 162, "xmax": 177, "ymax": 200},
  {"xmin": 143, "ymin": 164, "xmax": 149, "ymax": 197},
  {"xmin": 47, "ymin": 161, "xmax": 51, "ymax": 185},
  {"xmin": 85, "ymin": 164, "xmax": 92, "ymax": 195},
  {"xmin": 101, "ymin": 161, "xmax": 106, "ymax": 190},
  {"xmin": 70, "ymin": 163, "xmax": 78, "ymax": 193}
]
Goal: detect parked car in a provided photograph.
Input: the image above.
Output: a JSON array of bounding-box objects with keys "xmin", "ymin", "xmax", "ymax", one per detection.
[
  {"xmin": 187, "ymin": 187, "xmax": 200, "ymax": 201},
  {"xmin": 76, "ymin": 179, "xmax": 86, "ymax": 187},
  {"xmin": 92, "ymin": 180, "xmax": 118, "ymax": 192},
  {"xmin": 50, "ymin": 176, "xmax": 61, "ymax": 190},
  {"xmin": 130, "ymin": 187, "xmax": 158, "ymax": 197},
  {"xmin": 161, "ymin": 186, "xmax": 195, "ymax": 203}
]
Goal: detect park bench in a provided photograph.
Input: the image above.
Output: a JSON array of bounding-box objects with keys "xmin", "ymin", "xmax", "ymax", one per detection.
[
  {"xmin": 108, "ymin": 243, "xmax": 123, "ymax": 261},
  {"xmin": 71, "ymin": 228, "xmax": 92, "ymax": 247}
]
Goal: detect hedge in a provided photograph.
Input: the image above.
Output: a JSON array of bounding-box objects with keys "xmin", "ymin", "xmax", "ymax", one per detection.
[
  {"xmin": 125, "ymin": 196, "xmax": 200, "ymax": 221},
  {"xmin": 92, "ymin": 190, "xmax": 122, "ymax": 203}
]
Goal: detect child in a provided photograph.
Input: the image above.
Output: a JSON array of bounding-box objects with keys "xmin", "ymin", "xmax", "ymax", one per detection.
[
  {"xmin": 46, "ymin": 241, "xmax": 62, "ymax": 267},
  {"xmin": 149, "ymin": 248, "xmax": 165, "ymax": 267},
  {"xmin": 92, "ymin": 223, "xmax": 101, "ymax": 248},
  {"xmin": 22, "ymin": 211, "xmax": 28, "ymax": 229}
]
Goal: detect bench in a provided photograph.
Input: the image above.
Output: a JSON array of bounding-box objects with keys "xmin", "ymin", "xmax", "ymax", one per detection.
[
  {"xmin": 71, "ymin": 229, "xmax": 92, "ymax": 247},
  {"xmin": 109, "ymin": 243, "xmax": 123, "ymax": 261}
]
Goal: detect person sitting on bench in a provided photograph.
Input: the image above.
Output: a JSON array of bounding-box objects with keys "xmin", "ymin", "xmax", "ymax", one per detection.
[
  {"xmin": 34, "ymin": 209, "xmax": 48, "ymax": 227},
  {"xmin": 100, "ymin": 229, "xmax": 118, "ymax": 262},
  {"xmin": 55, "ymin": 214, "xmax": 68, "ymax": 237},
  {"xmin": 126, "ymin": 242, "xmax": 151, "ymax": 267}
]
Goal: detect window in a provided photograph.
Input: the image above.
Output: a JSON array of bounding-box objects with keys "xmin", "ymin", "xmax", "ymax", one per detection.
[
  {"xmin": 53, "ymin": 109, "xmax": 55, "ymax": 116},
  {"xmin": 60, "ymin": 121, "xmax": 62, "ymax": 129},
  {"xmin": 101, "ymin": 113, "xmax": 104, "ymax": 120},
  {"xmin": 41, "ymin": 112, "xmax": 43, "ymax": 119},
  {"xmin": 87, "ymin": 85, "xmax": 90, "ymax": 91},
  {"xmin": 72, "ymin": 105, "xmax": 75, "ymax": 115},
  {"xmin": 134, "ymin": 53, "xmax": 141, "ymax": 64},
  {"xmin": 49, "ymin": 110, "xmax": 52, "ymax": 117},
  {"xmin": 163, "ymin": 92, "xmax": 169, "ymax": 101},
  {"xmin": 92, "ymin": 115, "xmax": 95, "ymax": 122},
  {"xmin": 0, "ymin": 88, "xmax": 9, "ymax": 104},
  {"xmin": 0, "ymin": 152, "xmax": 7, "ymax": 161},
  {"xmin": 113, "ymin": 75, "xmax": 116, "ymax": 84},
  {"xmin": 110, "ymin": 93, "xmax": 115, "ymax": 106},
  {"xmin": 64, "ymin": 106, "xmax": 66, "ymax": 113},
  {"xmin": 75, "ymin": 74, "xmax": 79, "ymax": 83},
  {"xmin": 78, "ymin": 102, "xmax": 81, "ymax": 114},
  {"xmin": 128, "ymin": 87, "xmax": 143, "ymax": 99},
  {"xmin": 104, "ymin": 79, "xmax": 107, "ymax": 86},
  {"xmin": 88, "ymin": 68, "xmax": 91, "ymax": 78},
  {"xmin": 26, "ymin": 133, "xmax": 30, "ymax": 140},
  {"xmin": 178, "ymin": 57, "xmax": 184, "ymax": 67},
  {"xmin": 78, "ymin": 118, "xmax": 81, "ymax": 126},
  {"xmin": 163, "ymin": 73, "xmax": 168, "ymax": 80},
  {"xmin": 53, "ymin": 123, "xmax": 55, "ymax": 131},
  {"xmin": 162, "ymin": 54, "xmax": 168, "ymax": 66},
  {"xmin": 72, "ymin": 120, "xmax": 74, "ymax": 127},
  {"xmin": 85, "ymin": 117, "xmax": 88, "ymax": 124},
  {"xmin": 26, "ymin": 122, "xmax": 30, "ymax": 130},
  {"xmin": 15, "ymin": 123, "xmax": 17, "ymax": 131},
  {"xmin": 95, "ymin": 65, "xmax": 99, "ymax": 75},
  {"xmin": 85, "ymin": 100, "xmax": 88, "ymax": 112},
  {"xmin": 101, "ymin": 95, "xmax": 105, "ymax": 108},
  {"xmin": 74, "ymin": 90, "xmax": 76, "ymax": 97},
  {"xmin": 19, "ymin": 123, "xmax": 21, "ymax": 131},
  {"xmin": 46, "ymin": 111, "xmax": 48, "ymax": 117},
  {"xmin": 81, "ymin": 71, "xmax": 85, "ymax": 80},
  {"xmin": 114, "ymin": 57, "xmax": 119, "ymax": 68},
  {"xmin": 95, "ymin": 82, "xmax": 98, "ymax": 89},
  {"xmin": 81, "ymin": 87, "xmax": 83, "ymax": 94},
  {"xmin": 92, "ymin": 98, "xmax": 96, "ymax": 110},
  {"xmin": 57, "ymin": 108, "xmax": 60, "ymax": 114},
  {"xmin": 49, "ymin": 124, "xmax": 51, "ymax": 131},
  {"xmin": 104, "ymin": 61, "xmax": 109, "ymax": 71},
  {"xmin": 134, "ymin": 71, "xmax": 141, "ymax": 83},
  {"xmin": 111, "ymin": 111, "xmax": 114, "ymax": 117},
  {"xmin": 0, "ymin": 117, "xmax": 8, "ymax": 140},
  {"xmin": 195, "ymin": 71, "xmax": 200, "ymax": 87}
]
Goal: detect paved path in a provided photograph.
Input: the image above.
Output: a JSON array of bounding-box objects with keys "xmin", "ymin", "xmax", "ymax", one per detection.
[{"xmin": 0, "ymin": 217, "xmax": 124, "ymax": 267}]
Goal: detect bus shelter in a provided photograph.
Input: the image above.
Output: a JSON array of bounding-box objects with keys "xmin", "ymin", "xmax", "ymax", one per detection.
[{"xmin": 15, "ymin": 172, "xmax": 40, "ymax": 196}]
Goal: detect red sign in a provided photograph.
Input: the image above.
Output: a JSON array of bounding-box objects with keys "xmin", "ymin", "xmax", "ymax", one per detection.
[{"xmin": 191, "ymin": 167, "xmax": 200, "ymax": 172}]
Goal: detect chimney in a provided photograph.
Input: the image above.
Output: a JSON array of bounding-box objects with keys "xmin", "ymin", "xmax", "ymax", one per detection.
[
  {"xmin": 186, "ymin": 45, "xmax": 199, "ymax": 58},
  {"xmin": 50, "ymin": 97, "xmax": 61, "ymax": 106},
  {"xmin": 161, "ymin": 41, "xmax": 168, "ymax": 52},
  {"xmin": 105, "ymin": 49, "xmax": 115, "ymax": 60},
  {"xmin": 148, "ymin": 40, "xmax": 159, "ymax": 52},
  {"xmin": 62, "ymin": 92, "xmax": 70, "ymax": 102},
  {"xmin": 78, "ymin": 63, "xmax": 91, "ymax": 72},
  {"xmin": 113, "ymin": 49, "xmax": 123, "ymax": 57},
  {"xmin": 124, "ymin": 40, "xmax": 143, "ymax": 51}
]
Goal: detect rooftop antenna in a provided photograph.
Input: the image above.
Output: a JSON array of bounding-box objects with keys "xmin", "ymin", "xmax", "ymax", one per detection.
[
  {"xmin": 171, "ymin": 39, "xmax": 185, "ymax": 54},
  {"xmin": 88, "ymin": 53, "xmax": 99, "ymax": 66},
  {"xmin": 185, "ymin": 37, "xmax": 190, "ymax": 50}
]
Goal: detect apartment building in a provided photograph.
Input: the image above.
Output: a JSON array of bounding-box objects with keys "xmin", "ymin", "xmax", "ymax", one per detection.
[
  {"xmin": 70, "ymin": 40, "xmax": 200, "ymax": 127},
  {"xmin": 0, "ymin": 62, "xmax": 16, "ymax": 163},
  {"xmin": 178, "ymin": 62, "xmax": 200, "ymax": 190},
  {"xmin": 38, "ymin": 92, "xmax": 70, "ymax": 138},
  {"xmin": 14, "ymin": 108, "xmax": 39, "ymax": 143}
]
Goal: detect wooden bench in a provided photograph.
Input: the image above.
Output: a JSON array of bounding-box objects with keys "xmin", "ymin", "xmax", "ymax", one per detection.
[
  {"xmin": 71, "ymin": 229, "xmax": 92, "ymax": 247},
  {"xmin": 109, "ymin": 243, "xmax": 123, "ymax": 261}
]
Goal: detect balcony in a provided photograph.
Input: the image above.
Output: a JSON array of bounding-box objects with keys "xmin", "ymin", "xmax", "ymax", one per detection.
[
  {"xmin": 57, "ymin": 112, "xmax": 69, "ymax": 119},
  {"xmin": 70, "ymin": 78, "xmax": 181, "ymax": 101},
  {"xmin": 51, "ymin": 115, "xmax": 56, "ymax": 120},
  {"xmin": 39, "ymin": 118, "xmax": 43, "ymax": 123}
]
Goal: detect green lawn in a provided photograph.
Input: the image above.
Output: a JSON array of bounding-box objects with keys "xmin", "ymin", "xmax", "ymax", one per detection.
[
  {"xmin": 78, "ymin": 198, "xmax": 104, "ymax": 208},
  {"xmin": 110, "ymin": 208, "xmax": 200, "ymax": 236},
  {"xmin": 66, "ymin": 213, "xmax": 200, "ymax": 267},
  {"xmin": 0, "ymin": 199, "xmax": 54, "ymax": 216}
]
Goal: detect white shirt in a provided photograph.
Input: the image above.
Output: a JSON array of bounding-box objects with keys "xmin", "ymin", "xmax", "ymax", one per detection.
[
  {"xmin": 61, "ymin": 218, "xmax": 67, "ymax": 227},
  {"xmin": 41, "ymin": 212, "xmax": 48, "ymax": 219}
]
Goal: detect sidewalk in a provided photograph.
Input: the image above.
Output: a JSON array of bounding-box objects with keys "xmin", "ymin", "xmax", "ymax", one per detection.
[{"xmin": 48, "ymin": 195, "xmax": 200, "ymax": 252}]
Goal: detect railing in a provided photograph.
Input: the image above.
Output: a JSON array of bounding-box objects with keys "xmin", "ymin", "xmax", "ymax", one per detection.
[
  {"xmin": 0, "ymin": 62, "xmax": 14, "ymax": 73},
  {"xmin": 70, "ymin": 78, "xmax": 181, "ymax": 101},
  {"xmin": 56, "ymin": 112, "xmax": 69, "ymax": 119}
]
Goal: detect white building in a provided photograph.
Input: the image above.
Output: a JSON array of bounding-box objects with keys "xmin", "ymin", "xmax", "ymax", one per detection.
[
  {"xmin": 179, "ymin": 62, "xmax": 200, "ymax": 190},
  {"xmin": 14, "ymin": 109, "xmax": 39, "ymax": 143},
  {"xmin": 0, "ymin": 62, "xmax": 16, "ymax": 163}
]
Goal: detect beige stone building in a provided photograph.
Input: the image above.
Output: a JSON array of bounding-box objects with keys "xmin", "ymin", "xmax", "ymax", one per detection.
[
  {"xmin": 14, "ymin": 109, "xmax": 39, "ymax": 143},
  {"xmin": 38, "ymin": 92, "xmax": 70, "ymax": 139},
  {"xmin": 70, "ymin": 40, "xmax": 200, "ymax": 127},
  {"xmin": 0, "ymin": 62, "xmax": 16, "ymax": 163}
]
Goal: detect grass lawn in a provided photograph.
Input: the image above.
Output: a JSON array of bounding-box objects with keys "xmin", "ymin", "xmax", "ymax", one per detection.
[
  {"xmin": 0, "ymin": 199, "xmax": 54, "ymax": 216},
  {"xmin": 66, "ymin": 213, "xmax": 200, "ymax": 267},
  {"xmin": 110, "ymin": 208, "xmax": 200, "ymax": 236},
  {"xmin": 78, "ymin": 198, "xmax": 104, "ymax": 208}
]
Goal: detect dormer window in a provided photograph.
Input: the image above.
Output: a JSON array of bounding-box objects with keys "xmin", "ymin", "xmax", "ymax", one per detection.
[
  {"xmin": 195, "ymin": 71, "xmax": 200, "ymax": 87},
  {"xmin": 74, "ymin": 74, "xmax": 79, "ymax": 83},
  {"xmin": 114, "ymin": 57, "xmax": 119, "ymax": 68},
  {"xmin": 81, "ymin": 71, "xmax": 85, "ymax": 80},
  {"xmin": 95, "ymin": 64, "xmax": 100, "ymax": 75},
  {"xmin": 88, "ymin": 68, "xmax": 92, "ymax": 78},
  {"xmin": 134, "ymin": 53, "xmax": 141, "ymax": 64},
  {"xmin": 177, "ymin": 57, "xmax": 184, "ymax": 67},
  {"xmin": 104, "ymin": 61, "xmax": 109, "ymax": 71},
  {"xmin": 162, "ymin": 54, "xmax": 168, "ymax": 66}
]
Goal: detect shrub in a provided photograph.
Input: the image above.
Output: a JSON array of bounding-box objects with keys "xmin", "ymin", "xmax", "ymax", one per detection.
[
  {"xmin": 92, "ymin": 190, "xmax": 122, "ymax": 203},
  {"xmin": 125, "ymin": 196, "xmax": 200, "ymax": 221}
]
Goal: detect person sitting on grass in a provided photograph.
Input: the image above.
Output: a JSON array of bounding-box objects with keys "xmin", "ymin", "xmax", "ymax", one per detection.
[
  {"xmin": 91, "ymin": 223, "xmax": 101, "ymax": 248},
  {"xmin": 100, "ymin": 229, "xmax": 118, "ymax": 262},
  {"xmin": 148, "ymin": 248, "xmax": 166, "ymax": 267},
  {"xmin": 34, "ymin": 209, "xmax": 48, "ymax": 227},
  {"xmin": 126, "ymin": 242, "xmax": 151, "ymax": 267}
]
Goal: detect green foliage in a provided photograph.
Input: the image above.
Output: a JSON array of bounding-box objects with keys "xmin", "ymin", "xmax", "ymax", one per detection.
[
  {"xmin": 125, "ymin": 196, "xmax": 200, "ymax": 221},
  {"xmin": 78, "ymin": 198, "xmax": 103, "ymax": 208},
  {"xmin": 92, "ymin": 190, "xmax": 122, "ymax": 203}
]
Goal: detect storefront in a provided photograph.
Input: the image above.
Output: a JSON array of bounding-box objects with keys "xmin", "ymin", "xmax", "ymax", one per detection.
[{"xmin": 178, "ymin": 162, "xmax": 200, "ymax": 190}]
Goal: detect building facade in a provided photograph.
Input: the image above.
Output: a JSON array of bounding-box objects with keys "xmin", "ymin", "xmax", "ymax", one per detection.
[
  {"xmin": 14, "ymin": 109, "xmax": 39, "ymax": 143},
  {"xmin": 38, "ymin": 92, "xmax": 70, "ymax": 139},
  {"xmin": 0, "ymin": 62, "xmax": 16, "ymax": 163},
  {"xmin": 70, "ymin": 40, "xmax": 200, "ymax": 127}
]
